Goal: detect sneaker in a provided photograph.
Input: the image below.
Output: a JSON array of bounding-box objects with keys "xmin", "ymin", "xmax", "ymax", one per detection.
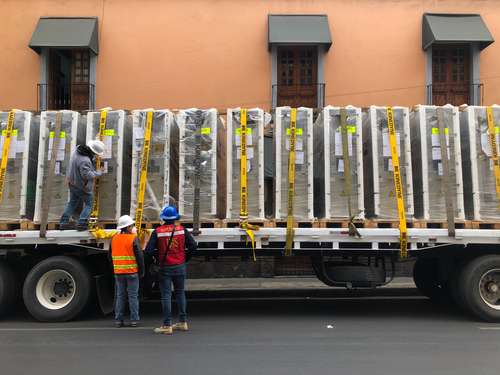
[
  {"xmin": 76, "ymin": 223, "xmax": 89, "ymax": 231},
  {"xmin": 173, "ymin": 322, "xmax": 189, "ymax": 332},
  {"xmin": 59, "ymin": 223, "xmax": 75, "ymax": 231},
  {"xmin": 130, "ymin": 321, "xmax": 139, "ymax": 328},
  {"xmin": 153, "ymin": 326, "xmax": 172, "ymax": 335},
  {"xmin": 114, "ymin": 320, "xmax": 124, "ymax": 328}
]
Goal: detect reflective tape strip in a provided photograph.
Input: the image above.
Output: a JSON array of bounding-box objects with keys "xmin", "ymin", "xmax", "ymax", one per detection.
[
  {"xmin": 112, "ymin": 256, "xmax": 136, "ymax": 260},
  {"xmin": 157, "ymin": 231, "xmax": 184, "ymax": 237},
  {"xmin": 89, "ymin": 110, "xmax": 108, "ymax": 229},
  {"xmin": 0, "ymin": 111, "xmax": 15, "ymax": 203},
  {"xmin": 386, "ymin": 107, "xmax": 408, "ymax": 259},
  {"xmin": 285, "ymin": 108, "xmax": 297, "ymax": 256},
  {"xmin": 113, "ymin": 264, "xmax": 138, "ymax": 270},
  {"xmin": 135, "ymin": 111, "xmax": 153, "ymax": 234},
  {"xmin": 486, "ymin": 106, "xmax": 500, "ymax": 209}
]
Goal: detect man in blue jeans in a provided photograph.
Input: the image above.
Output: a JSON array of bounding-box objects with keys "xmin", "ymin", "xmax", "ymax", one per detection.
[
  {"xmin": 109, "ymin": 215, "xmax": 145, "ymax": 327},
  {"xmin": 145, "ymin": 205, "xmax": 197, "ymax": 335},
  {"xmin": 59, "ymin": 140, "xmax": 105, "ymax": 231}
]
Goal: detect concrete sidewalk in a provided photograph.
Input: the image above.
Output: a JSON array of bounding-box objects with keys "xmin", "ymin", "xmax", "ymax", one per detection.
[{"xmin": 186, "ymin": 277, "xmax": 415, "ymax": 291}]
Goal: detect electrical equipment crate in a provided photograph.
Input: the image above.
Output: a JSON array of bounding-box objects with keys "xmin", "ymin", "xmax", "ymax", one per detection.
[
  {"xmin": 274, "ymin": 107, "xmax": 314, "ymax": 220},
  {"xmin": 460, "ymin": 105, "xmax": 500, "ymax": 221},
  {"xmin": 410, "ymin": 105, "xmax": 465, "ymax": 221},
  {"xmin": 86, "ymin": 109, "xmax": 130, "ymax": 221},
  {"xmin": 34, "ymin": 111, "xmax": 84, "ymax": 223},
  {"xmin": 177, "ymin": 108, "xmax": 222, "ymax": 219},
  {"xmin": 130, "ymin": 110, "xmax": 177, "ymax": 222},
  {"xmin": 0, "ymin": 110, "xmax": 38, "ymax": 221},
  {"xmin": 226, "ymin": 108, "xmax": 265, "ymax": 220},
  {"xmin": 363, "ymin": 106, "xmax": 414, "ymax": 219},
  {"xmin": 314, "ymin": 105, "xmax": 364, "ymax": 220}
]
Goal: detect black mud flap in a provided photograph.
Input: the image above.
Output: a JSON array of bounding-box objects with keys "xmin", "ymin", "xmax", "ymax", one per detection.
[{"xmin": 94, "ymin": 275, "xmax": 114, "ymax": 315}]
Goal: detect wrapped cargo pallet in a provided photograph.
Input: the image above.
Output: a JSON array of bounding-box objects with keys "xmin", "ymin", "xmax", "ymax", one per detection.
[
  {"xmin": 177, "ymin": 108, "xmax": 221, "ymax": 219},
  {"xmin": 226, "ymin": 108, "xmax": 265, "ymax": 220},
  {"xmin": 460, "ymin": 105, "xmax": 500, "ymax": 220},
  {"xmin": 0, "ymin": 110, "xmax": 38, "ymax": 221},
  {"xmin": 34, "ymin": 111, "xmax": 84, "ymax": 223},
  {"xmin": 86, "ymin": 110, "xmax": 131, "ymax": 221},
  {"xmin": 410, "ymin": 105, "xmax": 465, "ymax": 221},
  {"xmin": 363, "ymin": 106, "xmax": 414, "ymax": 219},
  {"xmin": 130, "ymin": 110, "xmax": 177, "ymax": 222},
  {"xmin": 314, "ymin": 105, "xmax": 364, "ymax": 219},
  {"xmin": 274, "ymin": 107, "xmax": 314, "ymax": 220}
]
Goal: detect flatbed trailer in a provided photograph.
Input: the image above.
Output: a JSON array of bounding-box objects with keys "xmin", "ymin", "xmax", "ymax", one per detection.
[{"xmin": 0, "ymin": 227, "xmax": 500, "ymax": 322}]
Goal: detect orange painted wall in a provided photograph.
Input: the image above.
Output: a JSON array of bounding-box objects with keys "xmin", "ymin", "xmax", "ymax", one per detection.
[{"xmin": 1, "ymin": 0, "xmax": 500, "ymax": 110}]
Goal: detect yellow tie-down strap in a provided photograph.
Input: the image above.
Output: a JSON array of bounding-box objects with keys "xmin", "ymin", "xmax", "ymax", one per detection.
[
  {"xmin": 285, "ymin": 108, "xmax": 297, "ymax": 256},
  {"xmin": 386, "ymin": 107, "xmax": 408, "ymax": 259},
  {"xmin": 486, "ymin": 106, "xmax": 500, "ymax": 210},
  {"xmin": 135, "ymin": 111, "xmax": 154, "ymax": 241},
  {"xmin": 0, "ymin": 110, "xmax": 15, "ymax": 203},
  {"xmin": 238, "ymin": 108, "xmax": 258, "ymax": 261},
  {"xmin": 89, "ymin": 110, "xmax": 108, "ymax": 230}
]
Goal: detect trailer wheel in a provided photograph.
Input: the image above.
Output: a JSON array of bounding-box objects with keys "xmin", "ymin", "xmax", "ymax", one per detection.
[
  {"xmin": 23, "ymin": 256, "xmax": 92, "ymax": 322},
  {"xmin": 413, "ymin": 258, "xmax": 448, "ymax": 302},
  {"xmin": 0, "ymin": 262, "xmax": 18, "ymax": 317},
  {"xmin": 458, "ymin": 255, "xmax": 500, "ymax": 322}
]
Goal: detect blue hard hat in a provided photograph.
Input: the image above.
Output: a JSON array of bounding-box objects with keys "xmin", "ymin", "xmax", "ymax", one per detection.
[{"xmin": 160, "ymin": 205, "xmax": 180, "ymax": 221}]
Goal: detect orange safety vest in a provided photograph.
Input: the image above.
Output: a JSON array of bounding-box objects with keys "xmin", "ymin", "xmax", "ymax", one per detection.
[{"xmin": 111, "ymin": 233, "xmax": 138, "ymax": 274}]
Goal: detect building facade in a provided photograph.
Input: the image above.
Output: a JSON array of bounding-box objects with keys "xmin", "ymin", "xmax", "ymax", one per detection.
[{"xmin": 1, "ymin": 0, "xmax": 499, "ymax": 111}]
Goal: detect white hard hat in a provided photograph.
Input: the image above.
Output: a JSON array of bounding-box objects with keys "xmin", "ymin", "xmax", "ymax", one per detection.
[
  {"xmin": 87, "ymin": 140, "xmax": 106, "ymax": 157},
  {"xmin": 117, "ymin": 215, "xmax": 135, "ymax": 230}
]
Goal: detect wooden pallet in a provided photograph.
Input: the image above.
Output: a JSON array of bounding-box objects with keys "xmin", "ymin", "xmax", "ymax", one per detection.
[{"xmin": 464, "ymin": 221, "xmax": 500, "ymax": 229}]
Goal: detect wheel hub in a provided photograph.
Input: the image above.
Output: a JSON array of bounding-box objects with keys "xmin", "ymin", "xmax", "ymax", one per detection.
[
  {"xmin": 35, "ymin": 269, "xmax": 77, "ymax": 310},
  {"xmin": 53, "ymin": 279, "xmax": 73, "ymax": 297},
  {"xmin": 479, "ymin": 269, "xmax": 500, "ymax": 311}
]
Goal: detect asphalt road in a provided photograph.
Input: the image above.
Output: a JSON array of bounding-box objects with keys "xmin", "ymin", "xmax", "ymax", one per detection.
[{"xmin": 1, "ymin": 289, "xmax": 500, "ymax": 375}]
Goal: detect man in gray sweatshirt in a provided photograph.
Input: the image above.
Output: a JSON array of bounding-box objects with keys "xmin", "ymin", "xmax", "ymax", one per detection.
[{"xmin": 59, "ymin": 140, "xmax": 106, "ymax": 231}]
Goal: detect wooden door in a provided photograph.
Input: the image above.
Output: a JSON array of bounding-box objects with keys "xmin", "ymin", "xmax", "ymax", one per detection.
[
  {"xmin": 277, "ymin": 46, "xmax": 318, "ymax": 107},
  {"xmin": 432, "ymin": 45, "xmax": 470, "ymax": 106},
  {"xmin": 71, "ymin": 50, "xmax": 91, "ymax": 111}
]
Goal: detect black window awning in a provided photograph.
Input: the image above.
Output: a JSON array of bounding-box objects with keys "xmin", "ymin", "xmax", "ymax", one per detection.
[
  {"xmin": 268, "ymin": 15, "xmax": 332, "ymax": 50},
  {"xmin": 29, "ymin": 17, "xmax": 99, "ymax": 54},
  {"xmin": 422, "ymin": 13, "xmax": 494, "ymax": 50}
]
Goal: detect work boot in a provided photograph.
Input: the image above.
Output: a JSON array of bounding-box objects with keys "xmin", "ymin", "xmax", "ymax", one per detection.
[
  {"xmin": 76, "ymin": 223, "xmax": 89, "ymax": 231},
  {"xmin": 130, "ymin": 321, "xmax": 139, "ymax": 328},
  {"xmin": 59, "ymin": 222, "xmax": 75, "ymax": 231},
  {"xmin": 153, "ymin": 326, "xmax": 173, "ymax": 335},
  {"xmin": 173, "ymin": 322, "xmax": 189, "ymax": 332},
  {"xmin": 114, "ymin": 320, "xmax": 124, "ymax": 328}
]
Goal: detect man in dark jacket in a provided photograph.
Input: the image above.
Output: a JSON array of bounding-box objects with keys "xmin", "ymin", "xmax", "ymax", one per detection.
[
  {"xmin": 60, "ymin": 140, "xmax": 105, "ymax": 231},
  {"xmin": 145, "ymin": 205, "xmax": 197, "ymax": 335}
]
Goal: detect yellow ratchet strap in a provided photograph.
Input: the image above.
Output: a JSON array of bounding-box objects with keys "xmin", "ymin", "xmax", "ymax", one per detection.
[
  {"xmin": 284, "ymin": 108, "xmax": 297, "ymax": 256},
  {"xmin": 89, "ymin": 109, "xmax": 108, "ymax": 231},
  {"xmin": 486, "ymin": 106, "xmax": 500, "ymax": 210},
  {"xmin": 386, "ymin": 107, "xmax": 408, "ymax": 259},
  {"xmin": 238, "ymin": 108, "xmax": 257, "ymax": 261},
  {"xmin": 135, "ymin": 111, "xmax": 153, "ymax": 240},
  {"xmin": 0, "ymin": 110, "xmax": 15, "ymax": 203}
]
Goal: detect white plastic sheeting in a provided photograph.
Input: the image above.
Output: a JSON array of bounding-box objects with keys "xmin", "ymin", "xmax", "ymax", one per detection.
[
  {"xmin": 411, "ymin": 105, "xmax": 465, "ymax": 221},
  {"xmin": 226, "ymin": 108, "xmax": 265, "ymax": 220},
  {"xmin": 177, "ymin": 108, "xmax": 218, "ymax": 219},
  {"xmin": 0, "ymin": 110, "xmax": 38, "ymax": 221},
  {"xmin": 363, "ymin": 106, "xmax": 414, "ymax": 219},
  {"xmin": 34, "ymin": 111, "xmax": 83, "ymax": 223},
  {"xmin": 460, "ymin": 105, "xmax": 500, "ymax": 220},
  {"xmin": 314, "ymin": 106, "xmax": 364, "ymax": 219},
  {"xmin": 130, "ymin": 110, "xmax": 176, "ymax": 222},
  {"xmin": 274, "ymin": 107, "xmax": 314, "ymax": 220}
]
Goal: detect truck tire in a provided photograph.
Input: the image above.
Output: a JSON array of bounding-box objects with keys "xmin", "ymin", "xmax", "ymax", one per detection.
[
  {"xmin": 457, "ymin": 255, "xmax": 500, "ymax": 322},
  {"xmin": 23, "ymin": 256, "xmax": 92, "ymax": 322},
  {"xmin": 0, "ymin": 262, "xmax": 17, "ymax": 317},
  {"xmin": 413, "ymin": 258, "xmax": 449, "ymax": 302}
]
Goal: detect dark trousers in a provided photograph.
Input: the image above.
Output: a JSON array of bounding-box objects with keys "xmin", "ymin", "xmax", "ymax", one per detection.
[
  {"xmin": 158, "ymin": 264, "xmax": 187, "ymax": 326},
  {"xmin": 60, "ymin": 186, "xmax": 93, "ymax": 225}
]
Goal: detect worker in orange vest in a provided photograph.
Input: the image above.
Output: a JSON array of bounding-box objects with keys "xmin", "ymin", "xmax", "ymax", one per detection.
[
  {"xmin": 109, "ymin": 215, "xmax": 145, "ymax": 327},
  {"xmin": 145, "ymin": 205, "xmax": 197, "ymax": 335}
]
